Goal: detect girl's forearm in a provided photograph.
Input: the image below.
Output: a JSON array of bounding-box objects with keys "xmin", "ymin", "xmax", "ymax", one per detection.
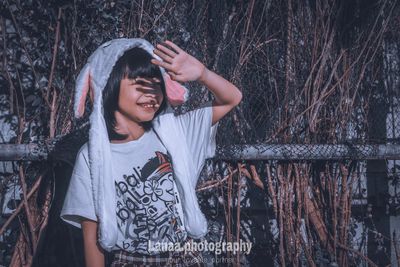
[
  {"xmin": 82, "ymin": 220, "xmax": 105, "ymax": 267},
  {"xmin": 198, "ymin": 68, "xmax": 242, "ymax": 106}
]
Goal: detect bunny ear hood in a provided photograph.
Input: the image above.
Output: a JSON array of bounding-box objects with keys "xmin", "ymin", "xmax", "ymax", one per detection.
[
  {"xmin": 73, "ymin": 38, "xmax": 189, "ymax": 251},
  {"xmin": 74, "ymin": 38, "xmax": 189, "ymax": 118}
]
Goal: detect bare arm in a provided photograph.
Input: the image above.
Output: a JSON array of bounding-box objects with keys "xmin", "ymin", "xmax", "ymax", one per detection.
[
  {"xmin": 198, "ymin": 67, "xmax": 242, "ymax": 126},
  {"xmin": 152, "ymin": 40, "xmax": 242, "ymax": 126},
  {"xmin": 81, "ymin": 219, "xmax": 105, "ymax": 267}
]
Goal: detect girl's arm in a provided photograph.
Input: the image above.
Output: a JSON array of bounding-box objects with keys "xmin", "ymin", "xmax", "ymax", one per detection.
[
  {"xmin": 197, "ymin": 67, "xmax": 242, "ymax": 125},
  {"xmin": 81, "ymin": 220, "xmax": 105, "ymax": 267},
  {"xmin": 152, "ymin": 40, "xmax": 242, "ymax": 126}
]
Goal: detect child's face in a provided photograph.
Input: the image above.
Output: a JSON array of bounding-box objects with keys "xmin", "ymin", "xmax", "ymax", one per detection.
[{"xmin": 117, "ymin": 76, "xmax": 164, "ymax": 123}]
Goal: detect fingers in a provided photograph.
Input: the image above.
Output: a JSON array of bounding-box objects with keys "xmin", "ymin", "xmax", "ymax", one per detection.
[
  {"xmin": 151, "ymin": 40, "xmax": 185, "ymax": 78},
  {"xmin": 151, "ymin": 59, "xmax": 172, "ymax": 70},
  {"xmin": 156, "ymin": 43, "xmax": 178, "ymax": 58},
  {"xmin": 153, "ymin": 48, "xmax": 173, "ymax": 63},
  {"xmin": 165, "ymin": 40, "xmax": 183, "ymax": 53}
]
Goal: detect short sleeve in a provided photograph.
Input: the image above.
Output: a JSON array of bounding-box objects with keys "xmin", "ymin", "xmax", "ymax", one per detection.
[
  {"xmin": 174, "ymin": 101, "xmax": 219, "ymax": 180},
  {"xmin": 60, "ymin": 144, "xmax": 97, "ymax": 228}
]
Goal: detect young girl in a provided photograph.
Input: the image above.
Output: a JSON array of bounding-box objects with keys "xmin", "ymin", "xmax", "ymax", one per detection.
[{"xmin": 60, "ymin": 38, "xmax": 242, "ymax": 267}]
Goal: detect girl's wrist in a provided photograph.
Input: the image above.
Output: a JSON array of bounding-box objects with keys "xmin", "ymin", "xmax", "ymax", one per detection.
[{"xmin": 198, "ymin": 66, "xmax": 210, "ymax": 84}]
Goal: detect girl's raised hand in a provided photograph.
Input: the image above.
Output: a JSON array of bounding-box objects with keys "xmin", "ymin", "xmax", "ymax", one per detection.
[{"xmin": 151, "ymin": 40, "xmax": 206, "ymax": 83}]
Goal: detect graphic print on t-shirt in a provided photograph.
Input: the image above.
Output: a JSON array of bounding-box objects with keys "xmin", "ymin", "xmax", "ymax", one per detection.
[{"xmin": 114, "ymin": 151, "xmax": 186, "ymax": 253}]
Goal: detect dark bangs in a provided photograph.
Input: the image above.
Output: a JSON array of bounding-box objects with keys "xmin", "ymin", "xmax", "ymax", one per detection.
[
  {"xmin": 103, "ymin": 47, "xmax": 167, "ymax": 141},
  {"xmin": 121, "ymin": 48, "xmax": 164, "ymax": 81}
]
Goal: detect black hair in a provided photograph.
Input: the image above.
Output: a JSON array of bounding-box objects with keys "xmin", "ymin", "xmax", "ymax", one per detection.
[{"xmin": 102, "ymin": 47, "xmax": 167, "ymax": 141}]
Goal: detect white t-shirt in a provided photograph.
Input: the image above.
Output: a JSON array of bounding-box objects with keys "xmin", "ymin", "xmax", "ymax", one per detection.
[
  {"xmin": 60, "ymin": 103, "xmax": 217, "ymax": 253},
  {"xmin": 112, "ymin": 129, "xmax": 186, "ymax": 253}
]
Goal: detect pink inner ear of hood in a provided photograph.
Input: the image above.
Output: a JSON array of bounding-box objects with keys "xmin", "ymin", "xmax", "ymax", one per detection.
[
  {"xmin": 164, "ymin": 73, "xmax": 186, "ymax": 106},
  {"xmin": 77, "ymin": 71, "xmax": 90, "ymax": 118}
]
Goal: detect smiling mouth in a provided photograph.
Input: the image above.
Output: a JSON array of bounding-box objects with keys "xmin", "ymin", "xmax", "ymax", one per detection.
[
  {"xmin": 139, "ymin": 103, "xmax": 159, "ymax": 108},
  {"xmin": 138, "ymin": 103, "xmax": 160, "ymax": 112}
]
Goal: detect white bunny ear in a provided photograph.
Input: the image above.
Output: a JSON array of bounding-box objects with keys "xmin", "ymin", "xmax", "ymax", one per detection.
[
  {"xmin": 74, "ymin": 63, "xmax": 91, "ymax": 118},
  {"xmin": 163, "ymin": 72, "xmax": 189, "ymax": 106}
]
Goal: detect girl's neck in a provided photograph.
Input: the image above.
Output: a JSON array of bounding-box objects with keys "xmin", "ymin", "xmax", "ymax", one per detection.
[{"xmin": 112, "ymin": 110, "xmax": 147, "ymax": 143}]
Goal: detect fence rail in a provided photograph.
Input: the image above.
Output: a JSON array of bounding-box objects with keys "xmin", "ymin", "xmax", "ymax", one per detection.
[{"xmin": 1, "ymin": 143, "xmax": 400, "ymax": 161}]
